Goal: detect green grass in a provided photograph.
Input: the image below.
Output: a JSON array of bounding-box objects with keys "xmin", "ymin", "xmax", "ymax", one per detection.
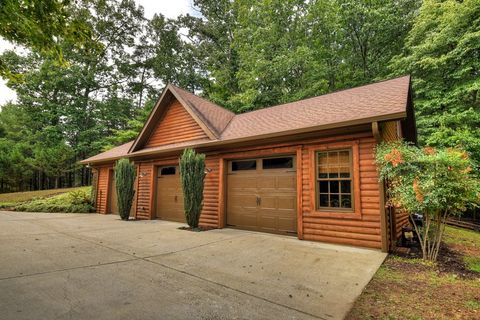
[
  {"xmin": 465, "ymin": 300, "xmax": 480, "ymax": 311},
  {"xmin": 0, "ymin": 187, "xmax": 94, "ymax": 213},
  {"xmin": 464, "ymin": 256, "xmax": 480, "ymax": 273},
  {"xmin": 443, "ymin": 225, "xmax": 480, "ymax": 247},
  {"xmin": 0, "ymin": 187, "xmax": 89, "ymax": 205}
]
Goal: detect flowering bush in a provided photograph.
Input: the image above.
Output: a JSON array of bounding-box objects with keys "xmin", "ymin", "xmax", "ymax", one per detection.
[{"xmin": 376, "ymin": 141, "xmax": 479, "ymax": 261}]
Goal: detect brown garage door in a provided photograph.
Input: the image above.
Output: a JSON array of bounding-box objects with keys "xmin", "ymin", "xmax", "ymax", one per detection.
[
  {"xmin": 155, "ymin": 166, "xmax": 185, "ymax": 223},
  {"xmin": 227, "ymin": 156, "xmax": 297, "ymax": 235}
]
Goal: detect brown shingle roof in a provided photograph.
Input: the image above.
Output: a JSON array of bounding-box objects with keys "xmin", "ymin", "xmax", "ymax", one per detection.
[
  {"xmin": 80, "ymin": 141, "xmax": 133, "ymax": 164},
  {"xmin": 221, "ymin": 76, "xmax": 410, "ymax": 140},
  {"xmin": 81, "ymin": 76, "xmax": 411, "ymax": 164},
  {"xmin": 171, "ymin": 85, "xmax": 235, "ymax": 136}
]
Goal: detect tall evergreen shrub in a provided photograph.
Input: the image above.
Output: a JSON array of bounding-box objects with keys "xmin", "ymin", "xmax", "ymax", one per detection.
[
  {"xmin": 179, "ymin": 148, "xmax": 206, "ymax": 228},
  {"xmin": 114, "ymin": 158, "xmax": 136, "ymax": 220},
  {"xmin": 90, "ymin": 168, "xmax": 98, "ymax": 209}
]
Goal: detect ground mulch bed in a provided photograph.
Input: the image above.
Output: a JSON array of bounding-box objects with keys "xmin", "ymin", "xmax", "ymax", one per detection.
[
  {"xmin": 346, "ymin": 227, "xmax": 480, "ymax": 320},
  {"xmin": 178, "ymin": 226, "xmax": 214, "ymax": 232}
]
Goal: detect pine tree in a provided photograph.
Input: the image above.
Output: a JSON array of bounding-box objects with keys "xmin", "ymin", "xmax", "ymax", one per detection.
[
  {"xmin": 114, "ymin": 158, "xmax": 136, "ymax": 221},
  {"xmin": 179, "ymin": 149, "xmax": 206, "ymax": 228}
]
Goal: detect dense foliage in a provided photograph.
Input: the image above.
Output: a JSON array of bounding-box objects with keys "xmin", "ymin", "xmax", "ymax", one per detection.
[
  {"xmin": 179, "ymin": 148, "xmax": 206, "ymax": 228},
  {"xmin": 14, "ymin": 187, "xmax": 94, "ymax": 213},
  {"xmin": 376, "ymin": 141, "xmax": 480, "ymax": 261},
  {"xmin": 390, "ymin": 0, "xmax": 480, "ymax": 163},
  {"xmin": 0, "ymin": 0, "xmax": 478, "ymax": 192},
  {"xmin": 0, "ymin": 0, "xmax": 93, "ymax": 76},
  {"xmin": 114, "ymin": 158, "xmax": 136, "ymax": 220}
]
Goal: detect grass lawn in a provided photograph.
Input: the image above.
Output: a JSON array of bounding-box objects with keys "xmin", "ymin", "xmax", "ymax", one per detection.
[
  {"xmin": 0, "ymin": 187, "xmax": 93, "ymax": 212},
  {"xmin": 347, "ymin": 226, "xmax": 480, "ymax": 320}
]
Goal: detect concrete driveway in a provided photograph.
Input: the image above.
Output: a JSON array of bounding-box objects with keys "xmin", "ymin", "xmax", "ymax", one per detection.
[{"xmin": 0, "ymin": 211, "xmax": 386, "ymax": 320}]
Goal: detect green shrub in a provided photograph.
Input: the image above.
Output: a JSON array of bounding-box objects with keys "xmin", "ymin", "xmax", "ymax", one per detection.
[
  {"xmin": 179, "ymin": 148, "xmax": 206, "ymax": 228},
  {"xmin": 68, "ymin": 189, "xmax": 91, "ymax": 205},
  {"xmin": 14, "ymin": 187, "xmax": 94, "ymax": 213},
  {"xmin": 114, "ymin": 158, "xmax": 136, "ymax": 220},
  {"xmin": 376, "ymin": 141, "xmax": 480, "ymax": 261}
]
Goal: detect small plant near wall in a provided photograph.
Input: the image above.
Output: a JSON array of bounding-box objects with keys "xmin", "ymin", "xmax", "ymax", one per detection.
[
  {"xmin": 114, "ymin": 158, "xmax": 136, "ymax": 221},
  {"xmin": 179, "ymin": 148, "xmax": 206, "ymax": 229},
  {"xmin": 376, "ymin": 141, "xmax": 480, "ymax": 261}
]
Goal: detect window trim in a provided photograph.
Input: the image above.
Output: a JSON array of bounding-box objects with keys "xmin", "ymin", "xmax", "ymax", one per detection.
[
  {"xmin": 315, "ymin": 149, "xmax": 354, "ymax": 212},
  {"xmin": 307, "ymin": 141, "xmax": 362, "ymax": 219}
]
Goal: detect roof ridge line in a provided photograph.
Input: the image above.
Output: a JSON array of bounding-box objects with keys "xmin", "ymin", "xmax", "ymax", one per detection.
[
  {"xmin": 168, "ymin": 85, "xmax": 219, "ymax": 139},
  {"xmin": 169, "ymin": 84, "xmax": 235, "ymax": 116},
  {"xmin": 235, "ymin": 75, "xmax": 411, "ymax": 117}
]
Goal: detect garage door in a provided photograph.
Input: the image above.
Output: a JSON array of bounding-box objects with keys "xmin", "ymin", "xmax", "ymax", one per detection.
[
  {"xmin": 155, "ymin": 166, "xmax": 185, "ymax": 223},
  {"xmin": 227, "ymin": 156, "xmax": 297, "ymax": 235}
]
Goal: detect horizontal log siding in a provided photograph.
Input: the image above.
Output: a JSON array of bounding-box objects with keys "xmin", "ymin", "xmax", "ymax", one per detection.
[
  {"xmin": 135, "ymin": 162, "xmax": 154, "ymax": 219},
  {"xmin": 145, "ymin": 99, "xmax": 208, "ymax": 148},
  {"xmin": 93, "ymin": 132, "xmax": 387, "ymax": 250},
  {"xmin": 96, "ymin": 166, "xmax": 111, "ymax": 214},
  {"xmin": 381, "ymin": 121, "xmax": 398, "ymax": 142},
  {"xmin": 395, "ymin": 208, "xmax": 410, "ymax": 237},
  {"xmin": 380, "ymin": 120, "xmax": 410, "ymax": 244},
  {"xmin": 199, "ymin": 156, "xmax": 220, "ymax": 227},
  {"xmin": 302, "ymin": 136, "xmax": 382, "ymax": 249}
]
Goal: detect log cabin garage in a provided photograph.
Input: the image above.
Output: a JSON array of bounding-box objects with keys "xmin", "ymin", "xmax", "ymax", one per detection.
[{"xmin": 81, "ymin": 76, "xmax": 416, "ymax": 252}]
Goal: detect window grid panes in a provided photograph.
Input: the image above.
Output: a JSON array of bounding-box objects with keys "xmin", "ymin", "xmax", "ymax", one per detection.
[
  {"xmin": 231, "ymin": 160, "xmax": 257, "ymax": 171},
  {"xmin": 262, "ymin": 157, "xmax": 293, "ymax": 169},
  {"xmin": 159, "ymin": 166, "xmax": 176, "ymax": 176},
  {"xmin": 317, "ymin": 149, "xmax": 353, "ymax": 210}
]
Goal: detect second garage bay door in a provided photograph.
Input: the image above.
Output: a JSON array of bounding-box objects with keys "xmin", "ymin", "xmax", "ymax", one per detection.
[
  {"xmin": 155, "ymin": 166, "xmax": 185, "ymax": 223},
  {"xmin": 226, "ymin": 156, "xmax": 297, "ymax": 235}
]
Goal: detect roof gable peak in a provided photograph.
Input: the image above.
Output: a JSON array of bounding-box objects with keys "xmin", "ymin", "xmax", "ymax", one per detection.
[{"xmin": 129, "ymin": 85, "xmax": 219, "ymax": 153}]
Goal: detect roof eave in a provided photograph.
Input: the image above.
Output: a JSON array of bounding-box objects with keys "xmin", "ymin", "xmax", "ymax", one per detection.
[
  {"xmin": 122, "ymin": 111, "xmax": 407, "ymax": 160},
  {"xmin": 84, "ymin": 112, "xmax": 407, "ymax": 164}
]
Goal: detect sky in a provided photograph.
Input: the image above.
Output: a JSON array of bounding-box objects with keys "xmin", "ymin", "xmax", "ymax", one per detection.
[{"xmin": 0, "ymin": 0, "xmax": 195, "ymax": 105}]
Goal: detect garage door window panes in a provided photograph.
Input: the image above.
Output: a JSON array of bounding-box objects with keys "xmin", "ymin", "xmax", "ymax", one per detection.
[
  {"xmin": 160, "ymin": 166, "xmax": 176, "ymax": 175},
  {"xmin": 262, "ymin": 157, "xmax": 293, "ymax": 169},
  {"xmin": 232, "ymin": 160, "xmax": 256, "ymax": 171},
  {"xmin": 317, "ymin": 150, "xmax": 353, "ymax": 210}
]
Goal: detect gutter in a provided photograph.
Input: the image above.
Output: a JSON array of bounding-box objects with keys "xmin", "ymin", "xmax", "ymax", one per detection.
[{"xmin": 82, "ymin": 112, "xmax": 406, "ymax": 166}]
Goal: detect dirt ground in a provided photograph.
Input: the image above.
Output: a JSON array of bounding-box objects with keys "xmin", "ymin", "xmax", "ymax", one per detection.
[{"xmin": 346, "ymin": 226, "xmax": 480, "ymax": 320}]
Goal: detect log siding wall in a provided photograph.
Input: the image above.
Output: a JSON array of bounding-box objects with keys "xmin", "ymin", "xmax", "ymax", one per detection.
[
  {"xmin": 135, "ymin": 162, "xmax": 154, "ymax": 219},
  {"xmin": 145, "ymin": 99, "xmax": 208, "ymax": 148},
  {"xmin": 123, "ymin": 132, "xmax": 384, "ymax": 249},
  {"xmin": 301, "ymin": 136, "xmax": 382, "ymax": 249},
  {"xmin": 381, "ymin": 120, "xmax": 410, "ymax": 242},
  {"xmin": 95, "ymin": 166, "xmax": 112, "ymax": 214},
  {"xmin": 200, "ymin": 156, "xmax": 220, "ymax": 227}
]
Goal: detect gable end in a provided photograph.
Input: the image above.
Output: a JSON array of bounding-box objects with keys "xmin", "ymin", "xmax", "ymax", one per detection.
[{"xmin": 144, "ymin": 98, "xmax": 209, "ymax": 148}]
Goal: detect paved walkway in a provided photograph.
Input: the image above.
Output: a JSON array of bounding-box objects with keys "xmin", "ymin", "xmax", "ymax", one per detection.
[{"xmin": 0, "ymin": 211, "xmax": 386, "ymax": 320}]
